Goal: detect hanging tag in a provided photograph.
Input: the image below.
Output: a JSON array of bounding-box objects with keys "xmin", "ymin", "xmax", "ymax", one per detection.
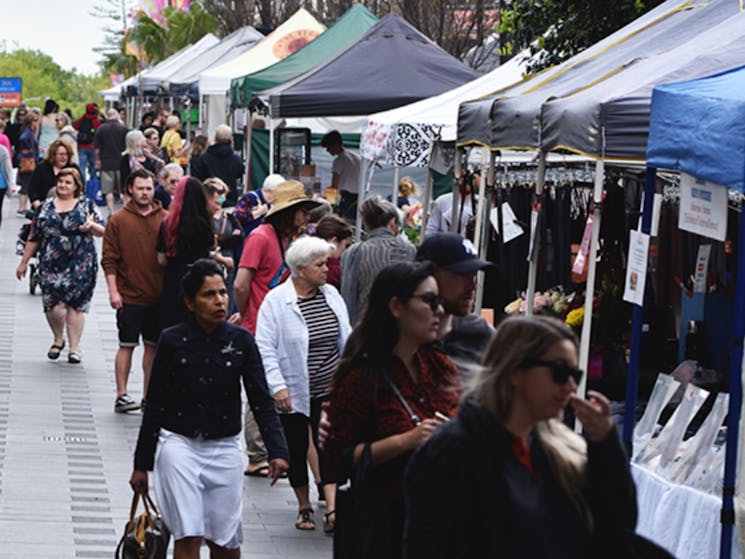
[
  {"xmin": 572, "ymin": 213, "xmax": 594, "ymax": 275},
  {"xmin": 490, "ymin": 202, "xmax": 524, "ymax": 243},
  {"xmin": 623, "ymin": 230, "xmax": 650, "ymax": 306}
]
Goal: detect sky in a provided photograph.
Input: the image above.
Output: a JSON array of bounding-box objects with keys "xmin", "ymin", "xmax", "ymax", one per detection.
[{"xmin": 0, "ymin": 0, "xmax": 127, "ymax": 76}]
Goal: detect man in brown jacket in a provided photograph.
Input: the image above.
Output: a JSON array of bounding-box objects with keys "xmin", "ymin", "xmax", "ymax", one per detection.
[{"xmin": 102, "ymin": 169, "xmax": 167, "ymax": 413}]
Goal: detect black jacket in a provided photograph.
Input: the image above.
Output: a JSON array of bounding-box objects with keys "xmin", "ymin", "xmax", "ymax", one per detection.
[
  {"xmin": 190, "ymin": 142, "xmax": 244, "ymax": 206},
  {"xmin": 29, "ymin": 161, "xmax": 81, "ymax": 204},
  {"xmin": 134, "ymin": 318, "xmax": 289, "ymax": 470},
  {"xmin": 404, "ymin": 399, "xmax": 638, "ymax": 559}
]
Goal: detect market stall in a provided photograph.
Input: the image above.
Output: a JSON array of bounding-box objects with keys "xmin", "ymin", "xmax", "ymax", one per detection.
[{"xmin": 645, "ymin": 65, "xmax": 745, "ymax": 559}]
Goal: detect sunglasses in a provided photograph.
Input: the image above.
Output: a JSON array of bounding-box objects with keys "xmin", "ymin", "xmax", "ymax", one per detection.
[
  {"xmin": 523, "ymin": 359, "xmax": 583, "ymax": 386},
  {"xmin": 410, "ymin": 293, "xmax": 444, "ymax": 312}
]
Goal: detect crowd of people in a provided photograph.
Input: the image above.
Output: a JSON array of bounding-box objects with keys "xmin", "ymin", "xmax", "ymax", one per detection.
[{"xmin": 6, "ymin": 100, "xmax": 662, "ymax": 559}]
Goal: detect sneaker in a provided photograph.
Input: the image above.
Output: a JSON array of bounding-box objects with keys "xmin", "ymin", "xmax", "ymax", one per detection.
[{"xmin": 115, "ymin": 394, "xmax": 140, "ymax": 413}]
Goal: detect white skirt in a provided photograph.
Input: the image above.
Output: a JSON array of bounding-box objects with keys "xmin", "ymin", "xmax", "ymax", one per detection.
[{"xmin": 153, "ymin": 429, "xmax": 243, "ymax": 548}]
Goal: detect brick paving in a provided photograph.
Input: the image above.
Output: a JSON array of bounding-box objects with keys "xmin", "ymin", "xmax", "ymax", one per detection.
[{"xmin": 0, "ymin": 202, "xmax": 332, "ymax": 558}]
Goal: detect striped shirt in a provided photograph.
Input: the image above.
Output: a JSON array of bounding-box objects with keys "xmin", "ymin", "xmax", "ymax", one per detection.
[{"xmin": 297, "ymin": 291, "xmax": 340, "ymax": 399}]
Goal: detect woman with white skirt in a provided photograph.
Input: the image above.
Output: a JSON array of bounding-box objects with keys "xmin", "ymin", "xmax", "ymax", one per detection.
[{"xmin": 130, "ymin": 259, "xmax": 289, "ymax": 558}]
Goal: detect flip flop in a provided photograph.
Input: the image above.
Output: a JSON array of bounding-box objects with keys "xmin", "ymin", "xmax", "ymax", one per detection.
[
  {"xmin": 244, "ymin": 465, "xmax": 270, "ymax": 477},
  {"xmin": 47, "ymin": 341, "xmax": 65, "ymax": 360}
]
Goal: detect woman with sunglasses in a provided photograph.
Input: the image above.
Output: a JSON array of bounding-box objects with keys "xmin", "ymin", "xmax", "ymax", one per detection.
[
  {"xmin": 404, "ymin": 316, "xmax": 639, "ymax": 559},
  {"xmin": 326, "ymin": 261, "xmax": 462, "ymax": 558}
]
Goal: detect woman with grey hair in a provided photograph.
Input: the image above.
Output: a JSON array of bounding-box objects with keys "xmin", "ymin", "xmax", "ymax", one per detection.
[
  {"xmin": 404, "ymin": 316, "xmax": 649, "ymax": 559},
  {"xmin": 120, "ymin": 129, "xmax": 161, "ymax": 187},
  {"xmin": 255, "ymin": 235, "xmax": 351, "ymax": 532}
]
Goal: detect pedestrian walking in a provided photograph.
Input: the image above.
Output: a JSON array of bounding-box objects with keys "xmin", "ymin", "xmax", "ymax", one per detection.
[
  {"xmin": 154, "ymin": 162, "xmax": 182, "ymax": 210},
  {"xmin": 15, "ymin": 167, "xmax": 105, "ymax": 363},
  {"xmin": 16, "ymin": 112, "xmax": 40, "ymax": 214},
  {"xmin": 404, "ymin": 316, "xmax": 643, "ymax": 559},
  {"xmin": 130, "ymin": 259, "xmax": 289, "ymax": 559},
  {"xmin": 28, "ymin": 139, "xmax": 79, "ymax": 209},
  {"xmin": 102, "ymin": 169, "xmax": 167, "ymax": 413},
  {"xmin": 326, "ymin": 261, "xmax": 462, "ymax": 559},
  {"xmin": 94, "ymin": 109, "xmax": 128, "ymax": 217},
  {"xmin": 256, "ymin": 236, "xmax": 351, "ymax": 532},
  {"xmin": 311, "ymin": 215, "xmax": 353, "ymax": 290},
  {"xmin": 74, "ymin": 103, "xmax": 100, "ymax": 185},
  {"xmin": 191, "ymin": 124, "xmax": 244, "ymax": 207}
]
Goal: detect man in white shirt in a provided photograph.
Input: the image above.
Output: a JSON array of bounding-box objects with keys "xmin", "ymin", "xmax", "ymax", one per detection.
[{"xmin": 321, "ymin": 130, "xmax": 361, "ymax": 220}]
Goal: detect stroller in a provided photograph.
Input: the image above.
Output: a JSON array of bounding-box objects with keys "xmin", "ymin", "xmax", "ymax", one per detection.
[{"xmin": 15, "ymin": 210, "xmax": 41, "ymax": 295}]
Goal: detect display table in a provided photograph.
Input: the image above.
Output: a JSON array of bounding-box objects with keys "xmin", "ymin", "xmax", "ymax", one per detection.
[{"xmin": 632, "ymin": 463, "xmax": 740, "ymax": 558}]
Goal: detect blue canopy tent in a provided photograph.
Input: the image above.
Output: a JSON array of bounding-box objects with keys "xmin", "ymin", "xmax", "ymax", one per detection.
[{"xmin": 645, "ymin": 65, "xmax": 745, "ymax": 559}]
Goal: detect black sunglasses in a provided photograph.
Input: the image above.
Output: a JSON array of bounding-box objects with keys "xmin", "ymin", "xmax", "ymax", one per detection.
[
  {"xmin": 523, "ymin": 359, "xmax": 583, "ymax": 385},
  {"xmin": 410, "ymin": 293, "xmax": 444, "ymax": 312}
]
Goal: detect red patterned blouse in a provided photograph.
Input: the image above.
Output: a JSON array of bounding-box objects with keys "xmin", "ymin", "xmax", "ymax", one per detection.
[{"xmin": 327, "ymin": 345, "xmax": 463, "ymax": 502}]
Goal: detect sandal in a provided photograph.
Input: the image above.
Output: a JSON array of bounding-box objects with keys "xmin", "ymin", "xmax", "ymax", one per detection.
[
  {"xmin": 68, "ymin": 351, "xmax": 81, "ymax": 364},
  {"xmin": 295, "ymin": 507, "xmax": 315, "ymax": 531},
  {"xmin": 323, "ymin": 510, "xmax": 335, "ymax": 534},
  {"xmin": 47, "ymin": 341, "xmax": 65, "ymax": 360}
]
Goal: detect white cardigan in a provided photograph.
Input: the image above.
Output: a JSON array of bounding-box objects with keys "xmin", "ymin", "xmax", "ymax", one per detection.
[{"xmin": 255, "ymin": 280, "xmax": 352, "ymax": 418}]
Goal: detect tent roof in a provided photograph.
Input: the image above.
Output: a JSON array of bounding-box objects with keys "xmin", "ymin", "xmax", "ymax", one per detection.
[
  {"xmin": 540, "ymin": 6, "xmax": 745, "ymax": 160},
  {"xmin": 165, "ymin": 26, "xmax": 265, "ymax": 95},
  {"xmin": 137, "ymin": 34, "xmax": 220, "ymax": 94},
  {"xmin": 198, "ymin": 8, "xmax": 325, "ymax": 96},
  {"xmin": 360, "ymin": 52, "xmax": 527, "ymax": 166},
  {"xmin": 457, "ymin": 0, "xmax": 741, "ymax": 150},
  {"xmin": 261, "ymin": 14, "xmax": 479, "ymax": 118},
  {"xmin": 231, "ymin": 4, "xmax": 378, "ymax": 107},
  {"xmin": 647, "ymin": 65, "xmax": 745, "ymax": 192}
]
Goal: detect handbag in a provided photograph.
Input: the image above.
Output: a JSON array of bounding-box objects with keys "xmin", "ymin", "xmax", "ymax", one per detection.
[
  {"xmin": 85, "ymin": 179, "xmax": 106, "ymax": 207},
  {"xmin": 114, "ymin": 492, "xmax": 170, "ymax": 559},
  {"xmin": 333, "ymin": 376, "xmax": 420, "ymax": 559},
  {"xmin": 19, "ymin": 155, "xmax": 36, "ymax": 174}
]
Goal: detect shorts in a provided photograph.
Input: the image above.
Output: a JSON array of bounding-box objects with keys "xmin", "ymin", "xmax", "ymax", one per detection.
[
  {"xmin": 100, "ymin": 170, "xmax": 121, "ymax": 196},
  {"xmin": 154, "ymin": 429, "xmax": 243, "ymax": 547},
  {"xmin": 116, "ymin": 304, "xmax": 160, "ymax": 347}
]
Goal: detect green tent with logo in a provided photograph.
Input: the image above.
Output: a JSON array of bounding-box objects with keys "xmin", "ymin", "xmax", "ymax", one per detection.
[{"xmin": 230, "ymin": 4, "xmax": 378, "ymax": 107}]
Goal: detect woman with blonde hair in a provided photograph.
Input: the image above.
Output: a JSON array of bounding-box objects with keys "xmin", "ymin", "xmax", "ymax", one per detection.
[
  {"xmin": 160, "ymin": 115, "xmax": 189, "ymax": 168},
  {"xmin": 404, "ymin": 316, "xmax": 648, "ymax": 559},
  {"xmin": 55, "ymin": 112, "xmax": 78, "ymax": 164}
]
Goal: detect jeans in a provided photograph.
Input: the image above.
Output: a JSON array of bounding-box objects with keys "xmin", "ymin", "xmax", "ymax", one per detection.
[{"xmin": 78, "ymin": 148, "xmax": 97, "ymax": 184}]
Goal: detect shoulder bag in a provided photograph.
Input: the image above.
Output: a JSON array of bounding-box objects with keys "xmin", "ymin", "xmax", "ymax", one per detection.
[
  {"xmin": 333, "ymin": 376, "xmax": 419, "ymax": 559},
  {"xmin": 115, "ymin": 492, "xmax": 170, "ymax": 559}
]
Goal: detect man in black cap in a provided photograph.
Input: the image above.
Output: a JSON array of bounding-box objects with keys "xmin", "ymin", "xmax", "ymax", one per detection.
[{"xmin": 416, "ymin": 231, "xmax": 494, "ymax": 374}]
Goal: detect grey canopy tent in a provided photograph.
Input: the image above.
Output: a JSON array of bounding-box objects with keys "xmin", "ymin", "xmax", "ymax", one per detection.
[
  {"xmin": 540, "ymin": 7, "xmax": 745, "ymax": 160},
  {"xmin": 254, "ymin": 13, "xmax": 478, "ymax": 118},
  {"xmin": 457, "ymin": 0, "xmax": 742, "ymax": 150},
  {"xmin": 166, "ymin": 26, "xmax": 265, "ymax": 99}
]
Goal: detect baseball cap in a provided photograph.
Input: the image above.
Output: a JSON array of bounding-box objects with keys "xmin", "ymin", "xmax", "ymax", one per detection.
[{"xmin": 416, "ymin": 232, "xmax": 492, "ymax": 274}]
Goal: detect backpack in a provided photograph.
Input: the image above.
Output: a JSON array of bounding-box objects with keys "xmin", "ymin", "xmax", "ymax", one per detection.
[{"xmin": 77, "ymin": 117, "xmax": 96, "ymax": 144}]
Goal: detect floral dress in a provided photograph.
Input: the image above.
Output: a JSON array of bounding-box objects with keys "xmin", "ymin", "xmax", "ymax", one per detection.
[{"xmin": 29, "ymin": 196, "xmax": 104, "ymax": 312}]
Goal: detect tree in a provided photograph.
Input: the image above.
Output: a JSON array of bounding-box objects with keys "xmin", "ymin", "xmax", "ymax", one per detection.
[
  {"xmin": 92, "ymin": 0, "xmax": 139, "ymax": 75},
  {"xmin": 0, "ymin": 48, "xmax": 108, "ymax": 117},
  {"xmin": 499, "ymin": 0, "xmax": 666, "ymax": 74},
  {"xmin": 200, "ymin": 0, "xmax": 500, "ymax": 69}
]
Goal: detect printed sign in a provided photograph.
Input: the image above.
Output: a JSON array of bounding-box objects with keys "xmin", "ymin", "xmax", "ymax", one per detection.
[
  {"xmin": 623, "ymin": 230, "xmax": 650, "ymax": 307},
  {"xmin": 0, "ymin": 77, "xmax": 22, "ymax": 107},
  {"xmin": 678, "ymin": 173, "xmax": 728, "ymax": 242}
]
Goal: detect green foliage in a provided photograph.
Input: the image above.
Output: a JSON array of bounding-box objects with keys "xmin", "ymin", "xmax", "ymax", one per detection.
[
  {"xmin": 0, "ymin": 49, "xmax": 108, "ymax": 117},
  {"xmin": 500, "ymin": 0, "xmax": 665, "ymax": 74},
  {"xmin": 123, "ymin": 2, "xmax": 218, "ymax": 70}
]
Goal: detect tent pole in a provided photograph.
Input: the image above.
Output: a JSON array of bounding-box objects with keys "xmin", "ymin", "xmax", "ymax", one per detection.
[
  {"xmin": 474, "ymin": 149, "xmax": 495, "ymax": 314},
  {"xmin": 576, "ymin": 159, "xmax": 605, "ymax": 418},
  {"xmin": 244, "ymin": 109, "xmax": 252, "ymax": 192},
  {"xmin": 198, "ymin": 94, "xmax": 203, "ymax": 131},
  {"xmin": 269, "ymin": 118, "xmax": 275, "ymax": 175},
  {"xmin": 421, "ymin": 167, "xmax": 433, "ymax": 235},
  {"xmin": 354, "ymin": 158, "xmax": 369, "ymax": 242},
  {"xmin": 393, "ymin": 166, "xmax": 399, "ymax": 206},
  {"xmin": 452, "ymin": 148, "xmax": 462, "ymax": 233},
  {"xmin": 720, "ymin": 206, "xmax": 745, "ymax": 559},
  {"xmin": 622, "ymin": 167, "xmax": 656, "ymax": 452},
  {"xmin": 525, "ymin": 151, "xmax": 547, "ymax": 317}
]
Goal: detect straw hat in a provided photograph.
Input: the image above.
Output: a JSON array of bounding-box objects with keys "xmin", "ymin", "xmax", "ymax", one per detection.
[{"xmin": 265, "ymin": 180, "xmax": 321, "ymax": 218}]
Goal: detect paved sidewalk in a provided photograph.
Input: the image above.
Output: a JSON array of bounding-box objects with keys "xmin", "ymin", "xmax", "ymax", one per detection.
[{"xmin": 0, "ymin": 203, "xmax": 332, "ymax": 558}]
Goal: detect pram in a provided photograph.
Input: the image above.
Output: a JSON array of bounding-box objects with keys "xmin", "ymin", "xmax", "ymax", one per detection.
[{"xmin": 15, "ymin": 210, "xmax": 41, "ymax": 295}]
